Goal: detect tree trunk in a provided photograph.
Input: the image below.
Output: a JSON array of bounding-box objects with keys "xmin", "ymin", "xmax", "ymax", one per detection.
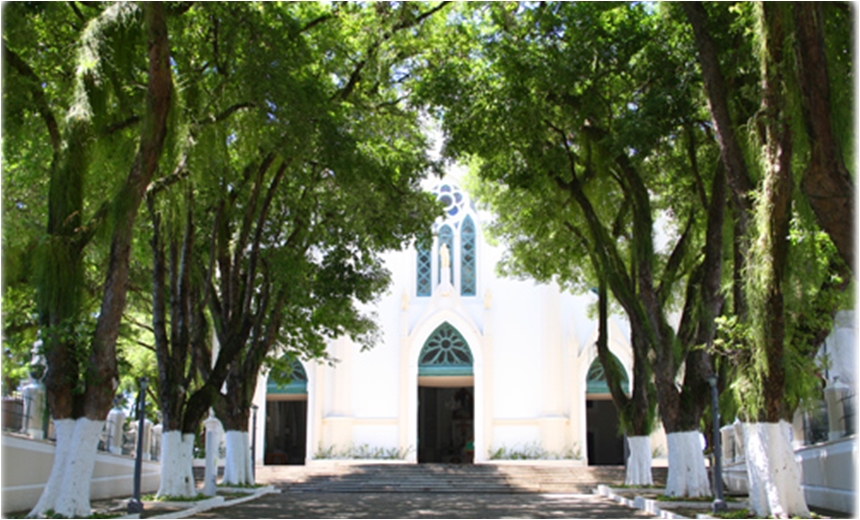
[
  {"xmin": 625, "ymin": 436, "xmax": 654, "ymax": 487},
  {"xmin": 594, "ymin": 274, "xmax": 654, "ymax": 485},
  {"xmin": 28, "ymin": 418, "xmax": 105, "ymax": 518},
  {"xmin": 742, "ymin": 6, "xmax": 809, "ymax": 517},
  {"xmin": 665, "ymin": 431, "xmax": 711, "ymax": 498},
  {"xmin": 30, "ymin": 4, "xmax": 174, "ymax": 517},
  {"xmin": 744, "ymin": 421, "xmax": 809, "ymax": 518},
  {"xmin": 682, "ymin": 2, "xmax": 754, "ymax": 222},
  {"xmin": 156, "ymin": 431, "xmax": 197, "ymax": 498},
  {"xmin": 219, "ymin": 401, "xmax": 253, "ymax": 486},
  {"xmin": 793, "ymin": 2, "xmax": 854, "ymax": 273}
]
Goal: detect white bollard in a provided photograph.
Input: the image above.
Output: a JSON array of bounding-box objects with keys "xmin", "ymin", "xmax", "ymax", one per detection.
[
  {"xmin": 203, "ymin": 414, "xmax": 223, "ymax": 496},
  {"xmin": 151, "ymin": 423, "xmax": 163, "ymax": 461},
  {"xmin": 142, "ymin": 419, "xmax": 153, "ymax": 461}
]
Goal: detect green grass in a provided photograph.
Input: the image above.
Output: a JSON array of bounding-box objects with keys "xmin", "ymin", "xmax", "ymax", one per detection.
[
  {"xmin": 217, "ymin": 482, "xmax": 265, "ymax": 489},
  {"xmin": 141, "ymin": 493, "xmax": 209, "ymax": 502},
  {"xmin": 656, "ymin": 494, "xmax": 738, "ymax": 503}
]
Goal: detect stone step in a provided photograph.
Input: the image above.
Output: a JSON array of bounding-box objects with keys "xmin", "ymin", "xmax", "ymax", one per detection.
[{"xmin": 256, "ymin": 463, "xmax": 668, "ymax": 494}]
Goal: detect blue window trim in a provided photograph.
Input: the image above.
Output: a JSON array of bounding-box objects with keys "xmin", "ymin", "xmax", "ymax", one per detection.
[
  {"xmin": 460, "ymin": 216, "xmax": 476, "ymax": 296},
  {"xmin": 416, "ymin": 243, "xmax": 432, "ymax": 297}
]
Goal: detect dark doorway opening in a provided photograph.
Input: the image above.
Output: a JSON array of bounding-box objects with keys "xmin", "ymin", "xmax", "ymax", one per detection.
[
  {"xmin": 586, "ymin": 399, "xmax": 625, "ymax": 465},
  {"xmin": 264, "ymin": 400, "xmax": 307, "ymax": 465},
  {"xmin": 418, "ymin": 386, "xmax": 474, "ymax": 463}
]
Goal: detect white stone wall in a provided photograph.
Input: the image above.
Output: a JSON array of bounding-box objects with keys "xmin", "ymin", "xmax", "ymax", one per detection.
[{"xmin": 1, "ymin": 433, "xmax": 161, "ymax": 514}]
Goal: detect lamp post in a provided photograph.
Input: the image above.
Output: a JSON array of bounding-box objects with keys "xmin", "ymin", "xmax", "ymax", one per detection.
[
  {"xmin": 251, "ymin": 404, "xmax": 258, "ymax": 483},
  {"xmin": 708, "ymin": 374, "xmax": 727, "ymax": 513},
  {"xmin": 128, "ymin": 377, "xmax": 148, "ymax": 514}
]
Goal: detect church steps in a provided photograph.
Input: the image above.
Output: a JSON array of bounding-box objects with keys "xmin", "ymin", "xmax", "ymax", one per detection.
[{"xmin": 257, "ymin": 463, "xmax": 668, "ymax": 494}]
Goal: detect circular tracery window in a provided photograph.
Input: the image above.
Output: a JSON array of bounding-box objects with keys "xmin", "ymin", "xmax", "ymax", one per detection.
[
  {"xmin": 431, "ymin": 183, "xmax": 470, "ymax": 220},
  {"xmin": 419, "ymin": 322, "xmax": 473, "ymax": 371}
]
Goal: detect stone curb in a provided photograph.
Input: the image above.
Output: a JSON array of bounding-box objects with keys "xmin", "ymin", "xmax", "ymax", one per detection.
[{"xmin": 147, "ymin": 485, "xmax": 278, "ymax": 519}]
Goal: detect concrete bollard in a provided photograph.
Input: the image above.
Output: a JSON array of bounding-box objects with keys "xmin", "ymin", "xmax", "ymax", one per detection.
[
  {"xmin": 203, "ymin": 413, "xmax": 224, "ymax": 496},
  {"xmin": 142, "ymin": 418, "xmax": 153, "ymax": 461},
  {"xmin": 151, "ymin": 423, "xmax": 163, "ymax": 461}
]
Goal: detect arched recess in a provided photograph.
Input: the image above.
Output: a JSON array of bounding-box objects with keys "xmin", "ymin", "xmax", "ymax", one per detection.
[
  {"xmin": 416, "ymin": 322, "xmax": 475, "ymax": 463},
  {"xmin": 404, "ymin": 311, "xmax": 485, "ymax": 463},
  {"xmin": 265, "ymin": 358, "xmax": 308, "ymax": 465},
  {"xmin": 584, "ymin": 354, "xmax": 628, "ymax": 466}
]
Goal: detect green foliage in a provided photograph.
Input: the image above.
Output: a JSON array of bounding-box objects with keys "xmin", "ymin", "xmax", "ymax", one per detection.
[
  {"xmin": 488, "ymin": 442, "xmax": 582, "ymax": 461},
  {"xmin": 314, "ymin": 443, "xmax": 413, "ymax": 460},
  {"xmin": 2, "ymin": 285, "xmax": 39, "ymax": 393}
]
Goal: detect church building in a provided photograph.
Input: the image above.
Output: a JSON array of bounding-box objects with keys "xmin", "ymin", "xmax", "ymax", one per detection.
[{"xmin": 251, "ymin": 176, "xmax": 668, "ymax": 466}]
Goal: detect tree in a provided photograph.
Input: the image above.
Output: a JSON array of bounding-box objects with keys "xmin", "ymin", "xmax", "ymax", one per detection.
[
  {"xmin": 207, "ymin": 1, "xmax": 449, "ymax": 486},
  {"xmin": 4, "ymin": 3, "xmax": 174, "ymax": 516},
  {"xmin": 140, "ymin": 2, "xmax": 447, "ymax": 493},
  {"xmin": 422, "ymin": 2, "xmax": 726, "ymax": 494},
  {"xmin": 684, "ymin": 2, "xmax": 853, "ymax": 516}
]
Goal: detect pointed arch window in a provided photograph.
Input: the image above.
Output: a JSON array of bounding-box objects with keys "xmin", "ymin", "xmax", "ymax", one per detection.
[
  {"xmin": 267, "ymin": 358, "xmax": 308, "ymax": 395},
  {"xmin": 419, "ymin": 322, "xmax": 473, "ymax": 376},
  {"xmin": 586, "ymin": 355, "xmax": 629, "ymax": 395},
  {"xmin": 416, "ymin": 240, "xmax": 432, "ymax": 297},
  {"xmin": 460, "ymin": 216, "xmax": 476, "ymax": 296},
  {"xmin": 438, "ymin": 224, "xmax": 454, "ymax": 285}
]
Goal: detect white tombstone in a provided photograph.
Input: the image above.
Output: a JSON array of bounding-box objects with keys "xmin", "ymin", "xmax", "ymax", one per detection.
[
  {"xmin": 720, "ymin": 424, "xmax": 735, "ymax": 463},
  {"xmin": 141, "ymin": 418, "xmax": 153, "ymax": 461},
  {"xmin": 106, "ymin": 407, "xmax": 126, "ymax": 455},
  {"xmin": 151, "ymin": 423, "xmax": 163, "ymax": 461},
  {"xmin": 21, "ymin": 377, "xmax": 45, "ymax": 440},
  {"xmin": 825, "ymin": 378, "xmax": 850, "ymax": 441}
]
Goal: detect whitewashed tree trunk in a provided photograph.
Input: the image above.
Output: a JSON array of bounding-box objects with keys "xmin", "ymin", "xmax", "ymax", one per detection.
[
  {"xmin": 156, "ymin": 431, "xmax": 197, "ymax": 498},
  {"xmin": 222, "ymin": 430, "xmax": 253, "ymax": 486},
  {"xmin": 744, "ymin": 421, "xmax": 809, "ymax": 518},
  {"xmin": 54, "ymin": 419, "xmax": 104, "ymax": 517},
  {"xmin": 28, "ymin": 419, "xmax": 75, "ymax": 518},
  {"xmin": 625, "ymin": 436, "xmax": 654, "ymax": 486},
  {"xmin": 665, "ymin": 430, "xmax": 710, "ymax": 498},
  {"xmin": 28, "ymin": 418, "xmax": 104, "ymax": 518}
]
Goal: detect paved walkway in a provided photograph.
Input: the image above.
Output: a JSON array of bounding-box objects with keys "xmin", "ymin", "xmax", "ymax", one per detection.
[
  {"xmin": 189, "ymin": 491, "xmax": 657, "ymax": 518},
  {"xmin": 187, "ymin": 463, "xmax": 663, "ymax": 518}
]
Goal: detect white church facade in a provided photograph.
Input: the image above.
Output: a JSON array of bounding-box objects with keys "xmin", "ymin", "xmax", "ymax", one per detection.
[{"xmin": 250, "ymin": 179, "xmax": 669, "ymax": 466}]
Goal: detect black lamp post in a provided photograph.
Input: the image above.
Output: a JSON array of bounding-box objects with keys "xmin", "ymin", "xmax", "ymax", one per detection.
[
  {"xmin": 128, "ymin": 377, "xmax": 148, "ymax": 514},
  {"xmin": 708, "ymin": 374, "xmax": 727, "ymax": 513}
]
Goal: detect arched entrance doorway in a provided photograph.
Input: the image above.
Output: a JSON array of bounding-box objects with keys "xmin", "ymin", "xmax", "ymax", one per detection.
[
  {"xmin": 585, "ymin": 355, "xmax": 628, "ymax": 465},
  {"xmin": 265, "ymin": 358, "xmax": 307, "ymax": 465},
  {"xmin": 417, "ymin": 322, "xmax": 474, "ymax": 463}
]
